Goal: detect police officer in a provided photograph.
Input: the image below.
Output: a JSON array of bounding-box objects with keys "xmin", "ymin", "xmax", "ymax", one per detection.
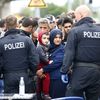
[
  {"xmin": 0, "ymin": 15, "xmax": 39, "ymax": 94},
  {"xmin": 60, "ymin": 5, "xmax": 100, "ymax": 100}
]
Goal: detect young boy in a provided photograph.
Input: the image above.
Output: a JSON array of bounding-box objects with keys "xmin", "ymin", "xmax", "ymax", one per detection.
[{"xmin": 36, "ymin": 31, "xmax": 51, "ymax": 100}]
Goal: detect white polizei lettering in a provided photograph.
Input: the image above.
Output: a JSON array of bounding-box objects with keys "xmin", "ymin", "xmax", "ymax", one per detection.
[
  {"xmin": 15, "ymin": 42, "xmax": 22, "ymax": 49},
  {"xmin": 4, "ymin": 44, "xmax": 13, "ymax": 50},
  {"xmin": 98, "ymin": 32, "xmax": 100, "ymax": 37},
  {"xmin": 4, "ymin": 42, "xmax": 25, "ymax": 50},
  {"xmin": 90, "ymin": 32, "xmax": 94, "ymax": 38},
  {"xmin": 4, "ymin": 44, "xmax": 9, "ymax": 50},
  {"xmin": 8, "ymin": 44, "xmax": 12, "ymax": 50},
  {"xmin": 11, "ymin": 44, "xmax": 16, "ymax": 49},
  {"xmin": 87, "ymin": 32, "xmax": 92, "ymax": 38},
  {"xmin": 83, "ymin": 31, "xmax": 100, "ymax": 38},
  {"xmin": 84, "ymin": 31, "xmax": 92, "ymax": 38},
  {"xmin": 93, "ymin": 32, "xmax": 100, "ymax": 38},
  {"xmin": 83, "ymin": 31, "xmax": 87, "ymax": 38},
  {"xmin": 15, "ymin": 43, "xmax": 19, "ymax": 49},
  {"xmin": 94, "ymin": 32, "xmax": 98, "ymax": 38},
  {"xmin": 19, "ymin": 42, "xmax": 25, "ymax": 48}
]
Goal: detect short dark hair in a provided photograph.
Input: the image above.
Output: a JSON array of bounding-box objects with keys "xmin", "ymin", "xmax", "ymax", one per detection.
[
  {"xmin": 18, "ymin": 17, "xmax": 26, "ymax": 24},
  {"xmin": 32, "ymin": 18, "xmax": 38, "ymax": 27},
  {"xmin": 5, "ymin": 15, "xmax": 17, "ymax": 29},
  {"xmin": 57, "ymin": 19, "xmax": 63, "ymax": 26},
  {"xmin": 62, "ymin": 17, "xmax": 73, "ymax": 26},
  {"xmin": 22, "ymin": 17, "xmax": 34, "ymax": 27}
]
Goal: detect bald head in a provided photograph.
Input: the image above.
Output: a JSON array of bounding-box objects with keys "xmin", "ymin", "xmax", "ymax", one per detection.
[{"xmin": 75, "ymin": 5, "xmax": 91, "ymax": 21}]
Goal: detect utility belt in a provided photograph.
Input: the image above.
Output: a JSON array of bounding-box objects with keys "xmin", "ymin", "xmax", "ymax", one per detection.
[
  {"xmin": 4, "ymin": 70, "xmax": 27, "ymax": 74},
  {"xmin": 75, "ymin": 62, "xmax": 100, "ymax": 68}
]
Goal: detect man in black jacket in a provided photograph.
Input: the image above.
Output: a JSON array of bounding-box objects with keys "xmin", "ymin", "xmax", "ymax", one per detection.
[
  {"xmin": 0, "ymin": 15, "xmax": 39, "ymax": 94},
  {"xmin": 60, "ymin": 5, "xmax": 100, "ymax": 100},
  {"xmin": 20, "ymin": 17, "xmax": 39, "ymax": 93}
]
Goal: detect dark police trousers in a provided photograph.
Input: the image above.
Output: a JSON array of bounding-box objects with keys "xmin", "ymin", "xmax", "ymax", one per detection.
[
  {"xmin": 3, "ymin": 71, "xmax": 34, "ymax": 94},
  {"xmin": 66, "ymin": 63, "xmax": 100, "ymax": 100}
]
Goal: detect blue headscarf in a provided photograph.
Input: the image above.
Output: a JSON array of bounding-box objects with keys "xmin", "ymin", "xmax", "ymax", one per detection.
[{"xmin": 49, "ymin": 29, "xmax": 63, "ymax": 53}]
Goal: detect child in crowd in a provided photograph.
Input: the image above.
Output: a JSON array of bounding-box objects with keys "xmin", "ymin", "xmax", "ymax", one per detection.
[{"xmin": 36, "ymin": 31, "xmax": 51, "ymax": 100}]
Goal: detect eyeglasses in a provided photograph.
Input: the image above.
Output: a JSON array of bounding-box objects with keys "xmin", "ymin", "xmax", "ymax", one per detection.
[{"xmin": 64, "ymin": 25, "xmax": 72, "ymax": 28}]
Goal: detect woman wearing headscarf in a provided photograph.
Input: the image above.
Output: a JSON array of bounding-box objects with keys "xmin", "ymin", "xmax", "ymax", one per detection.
[{"xmin": 37, "ymin": 29, "xmax": 68, "ymax": 99}]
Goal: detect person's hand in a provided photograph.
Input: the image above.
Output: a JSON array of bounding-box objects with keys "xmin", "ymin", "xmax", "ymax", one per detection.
[
  {"xmin": 49, "ymin": 60, "xmax": 53, "ymax": 64},
  {"xmin": 61, "ymin": 74, "xmax": 68, "ymax": 84},
  {"xmin": 40, "ymin": 74, "xmax": 46, "ymax": 78},
  {"xmin": 36, "ymin": 68, "xmax": 43, "ymax": 77},
  {"xmin": 68, "ymin": 67, "xmax": 73, "ymax": 74}
]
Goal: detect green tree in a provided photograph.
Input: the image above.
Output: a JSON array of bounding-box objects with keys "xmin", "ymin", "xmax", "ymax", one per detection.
[
  {"xmin": 71, "ymin": 0, "xmax": 85, "ymax": 10},
  {"xmin": 19, "ymin": 2, "xmax": 69, "ymax": 18},
  {"xmin": 40, "ymin": 3, "xmax": 67, "ymax": 17},
  {"xmin": 19, "ymin": 8, "xmax": 34, "ymax": 17}
]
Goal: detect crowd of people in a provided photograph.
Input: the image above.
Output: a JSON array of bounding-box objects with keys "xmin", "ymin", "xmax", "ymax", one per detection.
[{"xmin": 0, "ymin": 5, "xmax": 100, "ymax": 100}]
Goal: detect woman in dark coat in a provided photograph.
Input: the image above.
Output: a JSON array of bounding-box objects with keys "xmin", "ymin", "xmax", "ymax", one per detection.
[{"xmin": 37, "ymin": 29, "xmax": 67, "ymax": 99}]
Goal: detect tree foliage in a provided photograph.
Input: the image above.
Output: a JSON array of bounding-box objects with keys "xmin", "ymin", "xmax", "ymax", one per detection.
[
  {"xmin": 40, "ymin": 3, "xmax": 67, "ymax": 17},
  {"xmin": 71, "ymin": 0, "xmax": 85, "ymax": 10},
  {"xmin": 18, "ymin": 2, "xmax": 68, "ymax": 18},
  {"xmin": 20, "ymin": 8, "xmax": 34, "ymax": 17}
]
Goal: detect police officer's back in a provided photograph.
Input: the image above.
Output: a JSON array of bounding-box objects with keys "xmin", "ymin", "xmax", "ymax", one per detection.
[
  {"xmin": 0, "ymin": 15, "xmax": 39, "ymax": 93},
  {"xmin": 60, "ymin": 5, "xmax": 100, "ymax": 100}
]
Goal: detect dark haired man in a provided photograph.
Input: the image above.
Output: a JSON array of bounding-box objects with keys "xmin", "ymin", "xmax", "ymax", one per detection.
[
  {"xmin": 62, "ymin": 17, "xmax": 73, "ymax": 44},
  {"xmin": 20, "ymin": 17, "xmax": 35, "ymax": 37}
]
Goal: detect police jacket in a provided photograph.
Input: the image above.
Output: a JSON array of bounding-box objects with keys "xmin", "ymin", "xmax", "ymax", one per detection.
[
  {"xmin": 60, "ymin": 17, "xmax": 100, "ymax": 74},
  {"xmin": 0, "ymin": 29, "xmax": 39, "ymax": 73}
]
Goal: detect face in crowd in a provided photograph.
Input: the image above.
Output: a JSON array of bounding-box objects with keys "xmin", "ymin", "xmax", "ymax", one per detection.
[
  {"xmin": 50, "ymin": 29, "xmax": 63, "ymax": 48},
  {"xmin": 38, "ymin": 18, "xmax": 50, "ymax": 33},
  {"xmin": 53, "ymin": 34, "xmax": 62, "ymax": 46},
  {"xmin": 41, "ymin": 34, "xmax": 50, "ymax": 46},
  {"xmin": 39, "ymin": 23, "xmax": 50, "ymax": 32},
  {"xmin": 63, "ymin": 22, "xmax": 72, "ymax": 34}
]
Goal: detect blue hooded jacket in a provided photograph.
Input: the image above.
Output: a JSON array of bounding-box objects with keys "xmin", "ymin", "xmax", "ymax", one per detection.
[{"xmin": 43, "ymin": 29, "xmax": 64, "ymax": 79}]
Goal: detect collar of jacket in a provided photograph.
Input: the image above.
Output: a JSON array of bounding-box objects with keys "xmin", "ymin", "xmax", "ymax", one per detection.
[
  {"xmin": 20, "ymin": 29, "xmax": 31, "ymax": 37},
  {"xmin": 49, "ymin": 44, "xmax": 63, "ymax": 54},
  {"xmin": 4, "ymin": 29, "xmax": 20, "ymax": 36},
  {"xmin": 75, "ymin": 17, "xmax": 94, "ymax": 26}
]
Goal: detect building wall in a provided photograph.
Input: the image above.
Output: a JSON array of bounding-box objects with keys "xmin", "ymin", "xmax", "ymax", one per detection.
[{"xmin": 1, "ymin": 2, "xmax": 11, "ymax": 18}]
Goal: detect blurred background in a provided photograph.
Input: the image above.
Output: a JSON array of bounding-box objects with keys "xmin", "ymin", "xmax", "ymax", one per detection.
[{"xmin": 0, "ymin": 0, "xmax": 100, "ymax": 22}]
